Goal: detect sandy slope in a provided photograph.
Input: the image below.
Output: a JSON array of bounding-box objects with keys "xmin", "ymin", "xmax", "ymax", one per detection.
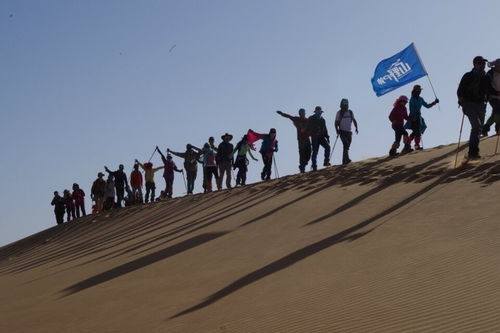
[{"xmin": 1, "ymin": 137, "xmax": 500, "ymax": 333}]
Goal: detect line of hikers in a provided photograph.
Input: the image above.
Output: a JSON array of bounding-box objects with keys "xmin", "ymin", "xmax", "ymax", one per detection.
[{"xmin": 50, "ymin": 55, "xmax": 500, "ymax": 224}]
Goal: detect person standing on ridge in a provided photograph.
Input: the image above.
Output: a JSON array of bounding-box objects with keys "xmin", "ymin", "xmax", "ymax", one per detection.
[
  {"xmin": 388, "ymin": 95, "xmax": 412, "ymax": 156},
  {"xmin": 91, "ymin": 172, "xmax": 106, "ymax": 212},
  {"xmin": 104, "ymin": 164, "xmax": 129, "ymax": 207},
  {"xmin": 482, "ymin": 59, "xmax": 500, "ymax": 135},
  {"xmin": 200, "ymin": 143, "xmax": 218, "ymax": 192},
  {"xmin": 169, "ymin": 144, "xmax": 202, "ymax": 194},
  {"xmin": 136, "ymin": 159, "xmax": 163, "ymax": 203},
  {"xmin": 156, "ymin": 147, "xmax": 183, "ymax": 198},
  {"xmin": 246, "ymin": 128, "xmax": 279, "ymax": 181},
  {"xmin": 457, "ymin": 56, "xmax": 489, "ymax": 159},
  {"xmin": 62, "ymin": 189, "xmax": 75, "ymax": 221},
  {"xmin": 307, "ymin": 106, "xmax": 330, "ymax": 171},
  {"xmin": 202, "ymin": 137, "xmax": 218, "ymax": 192},
  {"xmin": 277, "ymin": 108, "xmax": 311, "ymax": 173},
  {"xmin": 335, "ymin": 99, "xmax": 359, "ymax": 165},
  {"xmin": 51, "ymin": 191, "xmax": 66, "ymax": 225},
  {"xmin": 130, "ymin": 163, "xmax": 143, "ymax": 203},
  {"xmin": 72, "ymin": 183, "xmax": 86, "ymax": 217},
  {"xmin": 216, "ymin": 133, "xmax": 234, "ymax": 190},
  {"xmin": 405, "ymin": 85, "xmax": 439, "ymax": 150},
  {"xmin": 233, "ymin": 134, "xmax": 258, "ymax": 186}
]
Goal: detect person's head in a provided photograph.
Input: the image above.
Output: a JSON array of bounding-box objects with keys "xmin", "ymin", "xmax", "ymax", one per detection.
[
  {"xmin": 298, "ymin": 108, "xmax": 306, "ymax": 118},
  {"xmin": 119, "ymin": 164, "xmax": 124, "ymax": 171},
  {"xmin": 186, "ymin": 144, "xmax": 192, "ymax": 151},
  {"xmin": 63, "ymin": 189, "xmax": 70, "ymax": 196},
  {"xmin": 411, "ymin": 85, "xmax": 422, "ymax": 97},
  {"xmin": 269, "ymin": 128, "xmax": 277, "ymax": 139},
  {"xmin": 203, "ymin": 143, "xmax": 210, "ymax": 150},
  {"xmin": 314, "ymin": 106, "xmax": 323, "ymax": 115},
  {"xmin": 97, "ymin": 172, "xmax": 104, "ymax": 179},
  {"xmin": 167, "ymin": 154, "xmax": 173, "ymax": 160},
  {"xmin": 133, "ymin": 163, "xmax": 139, "ymax": 171},
  {"xmin": 242, "ymin": 134, "xmax": 248, "ymax": 142},
  {"xmin": 394, "ymin": 95, "xmax": 409, "ymax": 107},
  {"xmin": 144, "ymin": 162, "xmax": 153, "ymax": 169},
  {"xmin": 221, "ymin": 133, "xmax": 233, "ymax": 142},
  {"xmin": 72, "ymin": 183, "xmax": 79, "ymax": 190},
  {"xmin": 489, "ymin": 58, "xmax": 500, "ymax": 73},
  {"xmin": 53, "ymin": 191, "xmax": 59, "ymax": 197},
  {"xmin": 340, "ymin": 98, "xmax": 349, "ymax": 111},
  {"xmin": 208, "ymin": 136, "xmax": 215, "ymax": 145},
  {"xmin": 473, "ymin": 56, "xmax": 487, "ymax": 71}
]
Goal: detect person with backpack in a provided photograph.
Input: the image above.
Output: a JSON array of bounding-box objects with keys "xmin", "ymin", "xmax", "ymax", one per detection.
[
  {"xmin": 202, "ymin": 137, "xmax": 218, "ymax": 192},
  {"xmin": 335, "ymin": 99, "xmax": 359, "ymax": 165},
  {"xmin": 104, "ymin": 164, "xmax": 128, "ymax": 207},
  {"xmin": 72, "ymin": 183, "xmax": 86, "ymax": 217},
  {"xmin": 91, "ymin": 172, "xmax": 106, "ymax": 213},
  {"xmin": 103, "ymin": 174, "xmax": 116, "ymax": 210},
  {"xmin": 51, "ymin": 191, "xmax": 66, "ymax": 225},
  {"xmin": 277, "ymin": 108, "xmax": 311, "ymax": 173},
  {"xmin": 388, "ymin": 95, "xmax": 412, "ymax": 156},
  {"xmin": 216, "ymin": 133, "xmax": 234, "ymax": 190},
  {"xmin": 307, "ymin": 106, "xmax": 331, "ymax": 171},
  {"xmin": 233, "ymin": 134, "xmax": 258, "ymax": 186},
  {"xmin": 156, "ymin": 147, "xmax": 183, "ymax": 198},
  {"xmin": 130, "ymin": 163, "xmax": 143, "ymax": 203},
  {"xmin": 62, "ymin": 189, "xmax": 75, "ymax": 221},
  {"xmin": 252, "ymin": 128, "xmax": 279, "ymax": 181},
  {"xmin": 168, "ymin": 144, "xmax": 202, "ymax": 195},
  {"xmin": 135, "ymin": 159, "xmax": 164, "ymax": 203},
  {"xmin": 457, "ymin": 56, "xmax": 489, "ymax": 159},
  {"xmin": 482, "ymin": 59, "xmax": 500, "ymax": 135},
  {"xmin": 405, "ymin": 85, "xmax": 439, "ymax": 150}
]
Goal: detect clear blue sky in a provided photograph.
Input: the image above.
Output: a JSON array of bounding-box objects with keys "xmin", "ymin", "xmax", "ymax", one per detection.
[{"xmin": 1, "ymin": 0, "xmax": 498, "ymax": 246}]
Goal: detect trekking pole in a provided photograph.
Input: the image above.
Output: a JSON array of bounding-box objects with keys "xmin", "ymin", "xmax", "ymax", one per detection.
[
  {"xmin": 454, "ymin": 113, "xmax": 465, "ymax": 168},
  {"xmin": 181, "ymin": 170, "xmax": 187, "ymax": 193},
  {"xmin": 273, "ymin": 154, "xmax": 280, "ymax": 178},
  {"xmin": 495, "ymin": 133, "xmax": 500, "ymax": 155},
  {"xmin": 329, "ymin": 135, "xmax": 339, "ymax": 161},
  {"xmin": 147, "ymin": 147, "xmax": 157, "ymax": 163}
]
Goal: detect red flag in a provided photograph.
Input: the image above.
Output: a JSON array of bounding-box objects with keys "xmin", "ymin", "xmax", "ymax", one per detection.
[{"xmin": 246, "ymin": 129, "xmax": 265, "ymax": 150}]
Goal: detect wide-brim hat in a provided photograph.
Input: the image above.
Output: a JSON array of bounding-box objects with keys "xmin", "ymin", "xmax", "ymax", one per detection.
[
  {"xmin": 98, "ymin": 172, "xmax": 104, "ymax": 177},
  {"xmin": 221, "ymin": 133, "xmax": 233, "ymax": 141},
  {"xmin": 314, "ymin": 106, "xmax": 323, "ymax": 113},
  {"xmin": 474, "ymin": 56, "xmax": 488, "ymax": 64}
]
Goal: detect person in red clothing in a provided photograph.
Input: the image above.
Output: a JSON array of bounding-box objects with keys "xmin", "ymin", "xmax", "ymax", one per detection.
[
  {"xmin": 388, "ymin": 95, "xmax": 412, "ymax": 156},
  {"xmin": 156, "ymin": 146, "xmax": 183, "ymax": 198},
  {"xmin": 72, "ymin": 183, "xmax": 86, "ymax": 217},
  {"xmin": 130, "ymin": 163, "xmax": 143, "ymax": 203}
]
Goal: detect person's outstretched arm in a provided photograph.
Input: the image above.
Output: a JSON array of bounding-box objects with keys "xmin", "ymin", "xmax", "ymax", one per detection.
[
  {"xmin": 135, "ymin": 159, "xmax": 145, "ymax": 170},
  {"xmin": 276, "ymin": 110, "xmax": 293, "ymax": 120},
  {"xmin": 156, "ymin": 146, "xmax": 165, "ymax": 159}
]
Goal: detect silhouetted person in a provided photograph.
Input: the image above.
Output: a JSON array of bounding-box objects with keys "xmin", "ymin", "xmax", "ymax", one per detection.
[
  {"xmin": 136, "ymin": 159, "xmax": 164, "ymax": 203},
  {"xmin": 233, "ymin": 135, "xmax": 258, "ymax": 186},
  {"xmin": 72, "ymin": 183, "xmax": 86, "ymax": 217},
  {"xmin": 63, "ymin": 189, "xmax": 75, "ymax": 222},
  {"xmin": 169, "ymin": 144, "xmax": 202, "ymax": 195},
  {"xmin": 307, "ymin": 106, "xmax": 330, "ymax": 170},
  {"xmin": 104, "ymin": 164, "xmax": 128, "ymax": 207},
  {"xmin": 405, "ymin": 85, "xmax": 438, "ymax": 150},
  {"xmin": 91, "ymin": 172, "xmax": 106, "ymax": 212},
  {"xmin": 130, "ymin": 163, "xmax": 143, "ymax": 203},
  {"xmin": 277, "ymin": 108, "xmax": 311, "ymax": 173},
  {"xmin": 51, "ymin": 191, "xmax": 65, "ymax": 225},
  {"xmin": 216, "ymin": 133, "xmax": 234, "ymax": 190},
  {"xmin": 458, "ymin": 56, "xmax": 489, "ymax": 159},
  {"xmin": 259, "ymin": 128, "xmax": 278, "ymax": 181},
  {"xmin": 335, "ymin": 99, "xmax": 359, "ymax": 165},
  {"xmin": 157, "ymin": 147, "xmax": 183, "ymax": 198}
]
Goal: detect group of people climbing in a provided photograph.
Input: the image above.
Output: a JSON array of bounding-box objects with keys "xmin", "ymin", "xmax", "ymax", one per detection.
[{"xmin": 50, "ymin": 56, "xmax": 500, "ymax": 225}]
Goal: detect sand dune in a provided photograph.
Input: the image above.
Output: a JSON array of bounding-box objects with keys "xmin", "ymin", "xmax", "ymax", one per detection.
[{"xmin": 1, "ymin": 137, "xmax": 500, "ymax": 332}]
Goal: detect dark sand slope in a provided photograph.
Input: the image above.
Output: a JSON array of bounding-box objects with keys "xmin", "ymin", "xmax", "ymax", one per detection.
[{"xmin": 1, "ymin": 137, "xmax": 500, "ymax": 332}]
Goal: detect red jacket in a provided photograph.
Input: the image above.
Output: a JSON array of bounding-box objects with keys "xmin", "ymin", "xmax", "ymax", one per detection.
[
  {"xmin": 72, "ymin": 189, "xmax": 85, "ymax": 205},
  {"xmin": 389, "ymin": 104, "xmax": 409, "ymax": 128},
  {"xmin": 130, "ymin": 170, "xmax": 143, "ymax": 188}
]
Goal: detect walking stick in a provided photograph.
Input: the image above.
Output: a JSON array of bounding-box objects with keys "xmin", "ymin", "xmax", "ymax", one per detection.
[
  {"xmin": 147, "ymin": 147, "xmax": 157, "ymax": 163},
  {"xmin": 181, "ymin": 170, "xmax": 188, "ymax": 193},
  {"xmin": 454, "ymin": 113, "xmax": 465, "ymax": 168},
  {"xmin": 495, "ymin": 133, "xmax": 500, "ymax": 155},
  {"xmin": 329, "ymin": 135, "xmax": 339, "ymax": 161},
  {"xmin": 273, "ymin": 154, "xmax": 280, "ymax": 179}
]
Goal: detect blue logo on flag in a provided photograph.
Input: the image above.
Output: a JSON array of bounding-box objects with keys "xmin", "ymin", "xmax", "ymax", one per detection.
[{"xmin": 371, "ymin": 43, "xmax": 427, "ymax": 97}]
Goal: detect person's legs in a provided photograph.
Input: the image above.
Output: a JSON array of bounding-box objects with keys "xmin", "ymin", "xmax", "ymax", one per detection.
[
  {"xmin": 318, "ymin": 136, "xmax": 331, "ymax": 166},
  {"xmin": 75, "ymin": 204, "xmax": 81, "ymax": 218},
  {"xmin": 241, "ymin": 164, "xmax": 248, "ymax": 185},
  {"xmin": 264, "ymin": 154, "xmax": 273, "ymax": 180},
  {"xmin": 339, "ymin": 130, "xmax": 352, "ymax": 164},
  {"xmin": 56, "ymin": 210, "xmax": 64, "ymax": 224},
  {"xmin": 463, "ymin": 102, "xmax": 483, "ymax": 158},
  {"xmin": 187, "ymin": 171, "xmax": 196, "ymax": 194},
  {"xmin": 81, "ymin": 202, "xmax": 86, "ymax": 216},
  {"xmin": 298, "ymin": 138, "xmax": 311, "ymax": 172},
  {"xmin": 224, "ymin": 161, "xmax": 232, "ymax": 188},
  {"xmin": 311, "ymin": 136, "xmax": 320, "ymax": 169},
  {"xmin": 115, "ymin": 186, "xmax": 125, "ymax": 207},
  {"xmin": 216, "ymin": 164, "xmax": 224, "ymax": 189}
]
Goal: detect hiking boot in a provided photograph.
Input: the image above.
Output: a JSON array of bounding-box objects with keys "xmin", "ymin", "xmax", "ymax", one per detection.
[
  {"xmin": 265, "ymin": 176, "xmax": 271, "ymax": 181},
  {"xmin": 400, "ymin": 144, "xmax": 413, "ymax": 154},
  {"xmin": 482, "ymin": 125, "xmax": 490, "ymax": 137},
  {"xmin": 389, "ymin": 148, "xmax": 398, "ymax": 156},
  {"xmin": 468, "ymin": 154, "xmax": 482, "ymax": 160},
  {"xmin": 260, "ymin": 172, "xmax": 265, "ymax": 181},
  {"xmin": 323, "ymin": 161, "xmax": 331, "ymax": 167},
  {"xmin": 311, "ymin": 165, "xmax": 317, "ymax": 171},
  {"xmin": 342, "ymin": 159, "xmax": 351, "ymax": 165}
]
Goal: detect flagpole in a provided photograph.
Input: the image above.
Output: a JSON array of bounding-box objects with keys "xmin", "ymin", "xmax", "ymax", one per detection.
[{"xmin": 412, "ymin": 43, "xmax": 441, "ymax": 111}]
